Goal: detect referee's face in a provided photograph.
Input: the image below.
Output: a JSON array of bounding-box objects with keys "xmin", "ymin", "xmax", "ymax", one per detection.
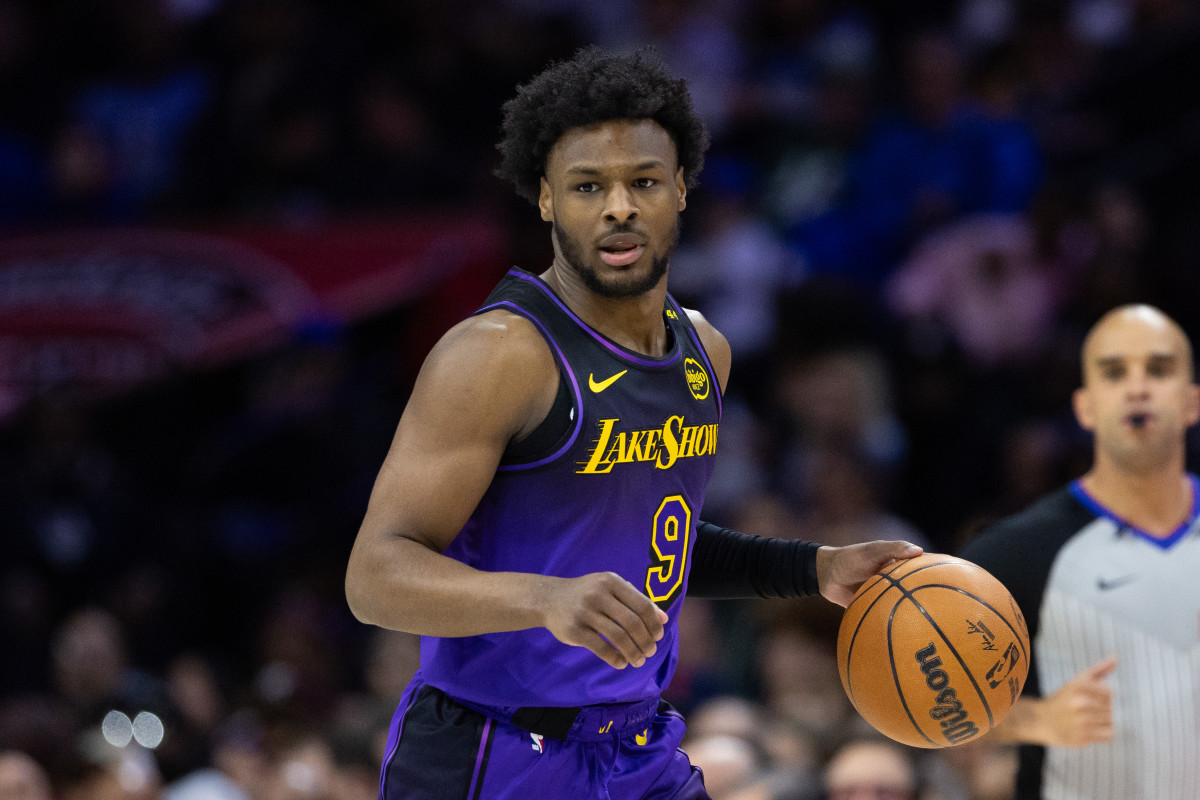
[{"xmin": 1074, "ymin": 306, "xmax": 1200, "ymax": 472}]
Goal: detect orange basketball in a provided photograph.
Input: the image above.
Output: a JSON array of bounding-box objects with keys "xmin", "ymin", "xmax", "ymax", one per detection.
[{"xmin": 836, "ymin": 553, "xmax": 1030, "ymax": 748}]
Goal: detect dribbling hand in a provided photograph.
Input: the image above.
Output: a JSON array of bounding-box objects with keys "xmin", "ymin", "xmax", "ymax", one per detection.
[
  {"xmin": 540, "ymin": 572, "xmax": 668, "ymax": 669},
  {"xmin": 816, "ymin": 540, "xmax": 924, "ymax": 607}
]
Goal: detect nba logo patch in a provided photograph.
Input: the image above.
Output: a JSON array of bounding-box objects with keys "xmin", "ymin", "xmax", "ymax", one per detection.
[{"xmin": 530, "ymin": 733, "xmax": 544, "ymax": 754}]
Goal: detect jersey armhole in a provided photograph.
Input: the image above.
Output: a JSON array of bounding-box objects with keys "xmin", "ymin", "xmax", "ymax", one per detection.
[{"xmin": 500, "ymin": 371, "xmax": 573, "ymax": 467}]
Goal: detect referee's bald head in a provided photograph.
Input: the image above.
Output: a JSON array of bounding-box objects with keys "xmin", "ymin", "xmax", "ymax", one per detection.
[{"xmin": 1080, "ymin": 304, "xmax": 1195, "ymax": 385}]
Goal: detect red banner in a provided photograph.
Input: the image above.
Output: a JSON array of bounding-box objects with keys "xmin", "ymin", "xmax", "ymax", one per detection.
[{"xmin": 0, "ymin": 215, "xmax": 509, "ymax": 419}]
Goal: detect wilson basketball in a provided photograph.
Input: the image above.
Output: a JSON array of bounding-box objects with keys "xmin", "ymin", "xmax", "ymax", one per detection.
[{"xmin": 836, "ymin": 553, "xmax": 1030, "ymax": 748}]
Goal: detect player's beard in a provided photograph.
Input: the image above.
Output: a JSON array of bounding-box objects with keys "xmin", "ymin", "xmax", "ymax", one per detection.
[{"xmin": 553, "ymin": 218, "xmax": 678, "ymax": 299}]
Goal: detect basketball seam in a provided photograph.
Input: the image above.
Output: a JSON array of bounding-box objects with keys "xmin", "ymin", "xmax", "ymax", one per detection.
[
  {"xmin": 902, "ymin": 583, "xmax": 1000, "ymax": 729},
  {"xmin": 842, "ymin": 580, "xmax": 899, "ymax": 702},
  {"xmin": 887, "ymin": 594, "xmax": 939, "ymax": 747}
]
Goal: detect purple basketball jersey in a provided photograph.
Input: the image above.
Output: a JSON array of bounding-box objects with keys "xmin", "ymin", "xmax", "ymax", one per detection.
[{"xmin": 420, "ymin": 268, "xmax": 723, "ymax": 708}]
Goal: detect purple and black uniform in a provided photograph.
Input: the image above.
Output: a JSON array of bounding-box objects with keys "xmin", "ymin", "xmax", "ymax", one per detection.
[{"xmin": 380, "ymin": 268, "xmax": 722, "ymax": 800}]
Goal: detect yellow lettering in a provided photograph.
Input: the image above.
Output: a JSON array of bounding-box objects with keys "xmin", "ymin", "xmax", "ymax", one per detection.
[
  {"xmin": 604, "ymin": 432, "xmax": 626, "ymax": 465},
  {"xmin": 642, "ymin": 429, "xmax": 662, "ymax": 462},
  {"xmin": 676, "ymin": 423, "xmax": 698, "ymax": 458},
  {"xmin": 656, "ymin": 416, "xmax": 682, "ymax": 469},
  {"xmin": 577, "ymin": 418, "xmax": 620, "ymax": 474},
  {"xmin": 578, "ymin": 417, "xmax": 718, "ymax": 473},
  {"xmin": 622, "ymin": 430, "xmax": 646, "ymax": 463}
]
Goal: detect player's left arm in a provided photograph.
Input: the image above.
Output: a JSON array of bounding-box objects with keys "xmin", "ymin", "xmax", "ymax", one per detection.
[
  {"xmin": 683, "ymin": 309, "xmax": 921, "ymax": 606},
  {"xmin": 689, "ymin": 524, "xmax": 921, "ymax": 607}
]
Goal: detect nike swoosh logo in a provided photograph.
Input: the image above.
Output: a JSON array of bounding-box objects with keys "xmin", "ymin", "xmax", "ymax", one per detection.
[
  {"xmin": 588, "ymin": 370, "xmax": 628, "ymax": 393},
  {"xmin": 1096, "ymin": 574, "xmax": 1137, "ymax": 591}
]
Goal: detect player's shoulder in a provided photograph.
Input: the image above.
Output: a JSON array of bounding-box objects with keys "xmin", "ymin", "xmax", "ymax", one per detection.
[
  {"xmin": 681, "ymin": 306, "xmax": 730, "ymax": 389},
  {"xmin": 423, "ymin": 309, "xmax": 556, "ymax": 388},
  {"xmin": 444, "ymin": 307, "xmax": 547, "ymax": 351}
]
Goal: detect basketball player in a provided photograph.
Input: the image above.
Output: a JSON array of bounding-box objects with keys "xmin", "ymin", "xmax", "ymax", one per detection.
[
  {"xmin": 960, "ymin": 304, "xmax": 1200, "ymax": 799},
  {"xmin": 344, "ymin": 47, "xmax": 921, "ymax": 800}
]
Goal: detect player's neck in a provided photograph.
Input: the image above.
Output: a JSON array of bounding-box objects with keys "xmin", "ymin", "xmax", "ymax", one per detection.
[
  {"xmin": 1080, "ymin": 463, "xmax": 1192, "ymax": 537},
  {"xmin": 541, "ymin": 265, "xmax": 671, "ymax": 356}
]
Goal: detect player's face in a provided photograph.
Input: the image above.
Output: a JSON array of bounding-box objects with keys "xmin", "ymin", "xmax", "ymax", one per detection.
[
  {"xmin": 539, "ymin": 119, "xmax": 686, "ymax": 299},
  {"xmin": 1073, "ymin": 308, "xmax": 1200, "ymax": 473}
]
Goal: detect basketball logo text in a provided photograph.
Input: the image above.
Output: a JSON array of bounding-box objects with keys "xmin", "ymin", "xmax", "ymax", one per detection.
[
  {"xmin": 966, "ymin": 619, "xmax": 998, "ymax": 651},
  {"xmin": 915, "ymin": 642, "xmax": 981, "ymax": 745}
]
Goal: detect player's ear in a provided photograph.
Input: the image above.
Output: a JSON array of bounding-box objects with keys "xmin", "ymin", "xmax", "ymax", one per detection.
[
  {"xmin": 1185, "ymin": 383, "xmax": 1200, "ymax": 427},
  {"xmin": 675, "ymin": 167, "xmax": 686, "ymax": 211},
  {"xmin": 539, "ymin": 177, "xmax": 553, "ymax": 222},
  {"xmin": 1073, "ymin": 387, "xmax": 1096, "ymax": 431}
]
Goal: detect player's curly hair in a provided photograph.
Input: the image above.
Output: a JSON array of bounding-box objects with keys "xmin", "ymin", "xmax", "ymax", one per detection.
[{"xmin": 496, "ymin": 46, "xmax": 710, "ymax": 204}]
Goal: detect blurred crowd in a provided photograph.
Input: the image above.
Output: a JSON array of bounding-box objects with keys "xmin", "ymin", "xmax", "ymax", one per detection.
[{"xmin": 3, "ymin": 0, "xmax": 1200, "ymax": 798}]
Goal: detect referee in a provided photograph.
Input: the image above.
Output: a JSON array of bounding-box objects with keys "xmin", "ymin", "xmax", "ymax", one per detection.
[{"xmin": 959, "ymin": 304, "xmax": 1200, "ymax": 800}]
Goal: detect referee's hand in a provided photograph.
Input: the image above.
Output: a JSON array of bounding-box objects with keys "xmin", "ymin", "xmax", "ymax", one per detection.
[{"xmin": 1044, "ymin": 656, "xmax": 1116, "ymax": 747}]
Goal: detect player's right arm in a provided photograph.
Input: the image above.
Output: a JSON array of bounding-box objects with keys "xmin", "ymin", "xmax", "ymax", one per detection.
[
  {"xmin": 344, "ymin": 310, "xmax": 665, "ymax": 669},
  {"xmin": 987, "ymin": 656, "xmax": 1116, "ymax": 746}
]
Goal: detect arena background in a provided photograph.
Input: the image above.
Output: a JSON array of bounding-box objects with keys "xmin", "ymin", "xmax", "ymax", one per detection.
[{"xmin": 1, "ymin": 1, "xmax": 1198, "ymax": 798}]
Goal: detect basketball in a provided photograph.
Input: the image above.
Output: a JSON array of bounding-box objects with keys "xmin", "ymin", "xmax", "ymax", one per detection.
[{"xmin": 836, "ymin": 553, "xmax": 1030, "ymax": 748}]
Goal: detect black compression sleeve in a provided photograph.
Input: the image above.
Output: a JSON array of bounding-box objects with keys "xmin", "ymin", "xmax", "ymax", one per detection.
[{"xmin": 688, "ymin": 521, "xmax": 822, "ymax": 599}]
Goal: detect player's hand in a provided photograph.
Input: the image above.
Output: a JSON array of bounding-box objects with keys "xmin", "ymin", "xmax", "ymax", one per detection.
[
  {"xmin": 1041, "ymin": 656, "xmax": 1116, "ymax": 747},
  {"xmin": 815, "ymin": 540, "xmax": 924, "ymax": 607},
  {"xmin": 539, "ymin": 572, "xmax": 669, "ymax": 669}
]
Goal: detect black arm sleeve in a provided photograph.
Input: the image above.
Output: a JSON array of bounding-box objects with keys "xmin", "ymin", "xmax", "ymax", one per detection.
[{"xmin": 688, "ymin": 521, "xmax": 822, "ymax": 599}]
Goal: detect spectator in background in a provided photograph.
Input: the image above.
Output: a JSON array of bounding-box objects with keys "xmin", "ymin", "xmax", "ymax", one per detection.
[
  {"xmin": 58, "ymin": 735, "xmax": 162, "ymax": 800},
  {"xmin": 668, "ymin": 155, "xmax": 800, "ymax": 376},
  {"xmin": 798, "ymin": 26, "xmax": 1042, "ymax": 287},
  {"xmin": 1, "ymin": 390, "xmax": 148, "ymax": 614},
  {"xmin": 51, "ymin": 608, "xmax": 164, "ymax": 727},
  {"xmin": 633, "ymin": 0, "xmax": 749, "ymax": 138},
  {"xmin": 762, "ymin": 63, "xmax": 876, "ymax": 243},
  {"xmin": 164, "ymin": 711, "xmax": 266, "ymax": 800},
  {"xmin": 54, "ymin": 0, "xmax": 212, "ymax": 220},
  {"xmin": 725, "ymin": 768, "xmax": 818, "ymax": 800},
  {"xmin": 752, "ymin": 618, "xmax": 850, "ymax": 741},
  {"xmin": 0, "ymin": 750, "xmax": 53, "ymax": 800},
  {"xmin": 681, "ymin": 733, "xmax": 764, "ymax": 799},
  {"xmin": 886, "ymin": 212, "xmax": 1062, "ymax": 371},
  {"xmin": 821, "ymin": 736, "xmax": 923, "ymax": 800},
  {"xmin": 792, "ymin": 444, "xmax": 928, "ymax": 550},
  {"xmin": 769, "ymin": 346, "xmax": 907, "ymax": 509}
]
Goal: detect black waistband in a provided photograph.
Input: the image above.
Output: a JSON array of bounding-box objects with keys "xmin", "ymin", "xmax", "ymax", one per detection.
[
  {"xmin": 507, "ymin": 697, "xmax": 669, "ymax": 741},
  {"xmin": 509, "ymin": 705, "xmax": 582, "ymax": 739},
  {"xmin": 425, "ymin": 682, "xmax": 669, "ymax": 741}
]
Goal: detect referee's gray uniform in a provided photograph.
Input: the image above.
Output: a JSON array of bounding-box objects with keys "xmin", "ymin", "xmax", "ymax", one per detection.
[{"xmin": 960, "ymin": 479, "xmax": 1200, "ymax": 800}]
